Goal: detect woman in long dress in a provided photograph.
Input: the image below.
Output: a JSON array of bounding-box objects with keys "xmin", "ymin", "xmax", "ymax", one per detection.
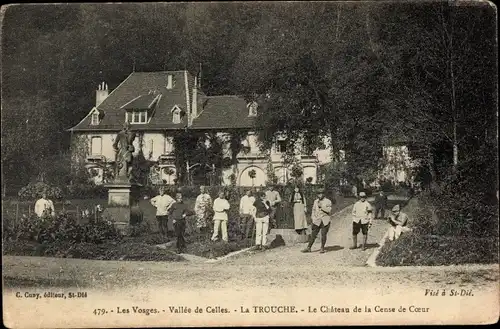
[{"xmin": 291, "ymin": 186, "xmax": 307, "ymax": 234}]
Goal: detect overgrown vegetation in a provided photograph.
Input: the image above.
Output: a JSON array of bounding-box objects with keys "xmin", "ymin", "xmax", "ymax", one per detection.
[{"xmin": 377, "ymin": 148, "xmax": 499, "ymax": 266}]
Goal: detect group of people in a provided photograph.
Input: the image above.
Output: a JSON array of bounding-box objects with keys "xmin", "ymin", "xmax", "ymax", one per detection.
[
  {"xmin": 301, "ymin": 189, "xmax": 411, "ymax": 252},
  {"xmin": 150, "ymin": 185, "xmax": 412, "ymax": 254},
  {"xmin": 150, "ymin": 185, "xmax": 283, "ymax": 252}
]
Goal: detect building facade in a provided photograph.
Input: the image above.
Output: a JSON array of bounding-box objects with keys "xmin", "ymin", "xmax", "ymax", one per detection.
[{"xmin": 69, "ymin": 70, "xmax": 333, "ymax": 186}]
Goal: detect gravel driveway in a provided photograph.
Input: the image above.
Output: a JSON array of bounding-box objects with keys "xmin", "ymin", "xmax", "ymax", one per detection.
[{"xmin": 224, "ymin": 202, "xmax": 389, "ymax": 267}]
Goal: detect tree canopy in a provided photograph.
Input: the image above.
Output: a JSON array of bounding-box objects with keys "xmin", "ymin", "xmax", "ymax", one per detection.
[{"xmin": 1, "ymin": 2, "xmax": 496, "ymax": 191}]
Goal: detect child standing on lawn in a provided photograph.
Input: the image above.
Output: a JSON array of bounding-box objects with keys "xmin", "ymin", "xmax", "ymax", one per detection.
[{"xmin": 168, "ymin": 192, "xmax": 194, "ymax": 254}]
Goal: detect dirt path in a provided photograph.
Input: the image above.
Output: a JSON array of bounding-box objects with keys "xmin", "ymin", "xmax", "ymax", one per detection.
[{"xmin": 224, "ymin": 202, "xmax": 389, "ymax": 267}]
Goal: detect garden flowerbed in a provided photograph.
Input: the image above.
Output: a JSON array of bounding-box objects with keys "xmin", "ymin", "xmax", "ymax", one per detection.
[
  {"xmin": 3, "ymin": 240, "xmax": 184, "ymax": 262},
  {"xmin": 376, "ymin": 232, "xmax": 499, "ymax": 266}
]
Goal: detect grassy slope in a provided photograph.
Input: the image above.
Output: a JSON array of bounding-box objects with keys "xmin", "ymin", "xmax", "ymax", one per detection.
[{"xmin": 376, "ymin": 197, "xmax": 499, "ymax": 266}]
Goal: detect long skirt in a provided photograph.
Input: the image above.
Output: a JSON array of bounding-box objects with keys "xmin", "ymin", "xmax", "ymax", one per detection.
[{"xmin": 293, "ymin": 202, "xmax": 308, "ymax": 230}]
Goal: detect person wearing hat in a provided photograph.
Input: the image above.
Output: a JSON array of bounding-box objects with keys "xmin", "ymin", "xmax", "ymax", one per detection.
[
  {"xmin": 301, "ymin": 188, "xmax": 332, "ymax": 254},
  {"xmin": 251, "ymin": 191, "xmax": 273, "ymax": 250},
  {"xmin": 350, "ymin": 191, "xmax": 373, "ymax": 250},
  {"xmin": 387, "ymin": 204, "xmax": 411, "ymax": 241}
]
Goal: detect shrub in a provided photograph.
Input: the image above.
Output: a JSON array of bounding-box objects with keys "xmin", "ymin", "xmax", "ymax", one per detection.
[
  {"xmin": 127, "ymin": 220, "xmax": 151, "ymax": 237},
  {"xmin": 18, "ymin": 182, "xmax": 63, "ymax": 200},
  {"xmin": 3, "ymin": 212, "xmax": 122, "ymax": 244},
  {"xmin": 65, "ymin": 183, "xmax": 107, "ymax": 199}
]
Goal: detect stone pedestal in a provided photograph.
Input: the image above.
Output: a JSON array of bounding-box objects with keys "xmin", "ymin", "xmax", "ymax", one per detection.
[
  {"xmin": 266, "ymin": 228, "xmax": 308, "ymax": 247},
  {"xmin": 102, "ymin": 182, "xmax": 142, "ymax": 234}
]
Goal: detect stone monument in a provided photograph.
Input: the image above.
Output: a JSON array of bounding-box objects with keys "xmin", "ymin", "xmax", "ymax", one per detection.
[{"xmin": 103, "ymin": 122, "xmax": 142, "ymax": 233}]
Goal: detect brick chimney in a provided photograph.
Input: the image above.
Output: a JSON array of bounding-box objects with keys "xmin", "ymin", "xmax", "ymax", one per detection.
[
  {"xmin": 96, "ymin": 82, "xmax": 108, "ymax": 107},
  {"xmin": 191, "ymin": 76, "xmax": 198, "ymax": 124}
]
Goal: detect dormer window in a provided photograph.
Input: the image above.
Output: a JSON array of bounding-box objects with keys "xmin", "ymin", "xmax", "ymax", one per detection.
[
  {"xmin": 171, "ymin": 105, "xmax": 183, "ymax": 124},
  {"xmin": 90, "ymin": 111, "xmax": 100, "ymax": 125},
  {"xmin": 173, "ymin": 110, "xmax": 181, "ymax": 124},
  {"xmin": 247, "ymin": 101, "xmax": 258, "ymax": 117},
  {"xmin": 126, "ymin": 110, "xmax": 147, "ymax": 124}
]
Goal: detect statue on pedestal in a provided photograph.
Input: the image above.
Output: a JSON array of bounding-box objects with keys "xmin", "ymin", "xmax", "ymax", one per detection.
[{"xmin": 113, "ymin": 122, "xmax": 137, "ymax": 183}]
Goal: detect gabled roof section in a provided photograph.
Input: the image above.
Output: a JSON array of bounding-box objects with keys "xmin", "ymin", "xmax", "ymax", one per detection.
[
  {"xmin": 190, "ymin": 95, "xmax": 258, "ymax": 129},
  {"xmin": 170, "ymin": 104, "xmax": 184, "ymax": 113},
  {"xmin": 69, "ymin": 71, "xmax": 193, "ymax": 131}
]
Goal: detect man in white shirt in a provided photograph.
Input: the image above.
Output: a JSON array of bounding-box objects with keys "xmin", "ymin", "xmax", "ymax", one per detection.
[
  {"xmin": 194, "ymin": 186, "xmax": 213, "ymax": 233},
  {"xmin": 150, "ymin": 187, "xmax": 175, "ymax": 236},
  {"xmin": 211, "ymin": 191, "xmax": 230, "ymax": 242},
  {"xmin": 350, "ymin": 191, "xmax": 373, "ymax": 250},
  {"xmin": 239, "ymin": 189, "xmax": 256, "ymax": 239},
  {"xmin": 265, "ymin": 185, "xmax": 281, "ymax": 229},
  {"xmin": 34, "ymin": 191, "xmax": 55, "ymax": 219}
]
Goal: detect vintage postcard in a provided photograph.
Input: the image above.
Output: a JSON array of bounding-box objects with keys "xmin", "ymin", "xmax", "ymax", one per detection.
[{"xmin": 2, "ymin": 1, "xmax": 498, "ymax": 327}]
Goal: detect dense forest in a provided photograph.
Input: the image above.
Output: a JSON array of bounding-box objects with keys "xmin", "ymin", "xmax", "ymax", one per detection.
[{"xmin": 1, "ymin": 2, "xmax": 497, "ymax": 200}]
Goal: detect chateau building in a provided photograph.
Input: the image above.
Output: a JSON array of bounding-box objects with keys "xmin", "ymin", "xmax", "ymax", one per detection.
[
  {"xmin": 69, "ymin": 70, "xmax": 413, "ymax": 186},
  {"xmin": 68, "ymin": 70, "xmax": 332, "ymax": 186}
]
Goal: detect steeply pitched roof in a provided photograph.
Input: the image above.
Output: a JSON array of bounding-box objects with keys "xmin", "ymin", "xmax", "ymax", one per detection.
[
  {"xmin": 70, "ymin": 71, "xmax": 193, "ymax": 131},
  {"xmin": 69, "ymin": 70, "xmax": 261, "ymax": 132},
  {"xmin": 191, "ymin": 95, "xmax": 257, "ymax": 130}
]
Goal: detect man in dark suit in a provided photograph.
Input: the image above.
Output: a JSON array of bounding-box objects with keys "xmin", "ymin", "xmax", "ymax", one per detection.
[{"xmin": 168, "ymin": 192, "xmax": 195, "ymax": 254}]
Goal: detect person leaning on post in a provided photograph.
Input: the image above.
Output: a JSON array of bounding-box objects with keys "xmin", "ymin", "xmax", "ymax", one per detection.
[
  {"xmin": 301, "ymin": 188, "xmax": 332, "ymax": 254},
  {"xmin": 350, "ymin": 191, "xmax": 373, "ymax": 250},
  {"xmin": 211, "ymin": 190, "xmax": 230, "ymax": 242}
]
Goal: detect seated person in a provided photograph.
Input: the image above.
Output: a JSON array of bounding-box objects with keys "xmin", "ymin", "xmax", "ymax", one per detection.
[{"xmin": 387, "ymin": 204, "xmax": 411, "ymax": 241}]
